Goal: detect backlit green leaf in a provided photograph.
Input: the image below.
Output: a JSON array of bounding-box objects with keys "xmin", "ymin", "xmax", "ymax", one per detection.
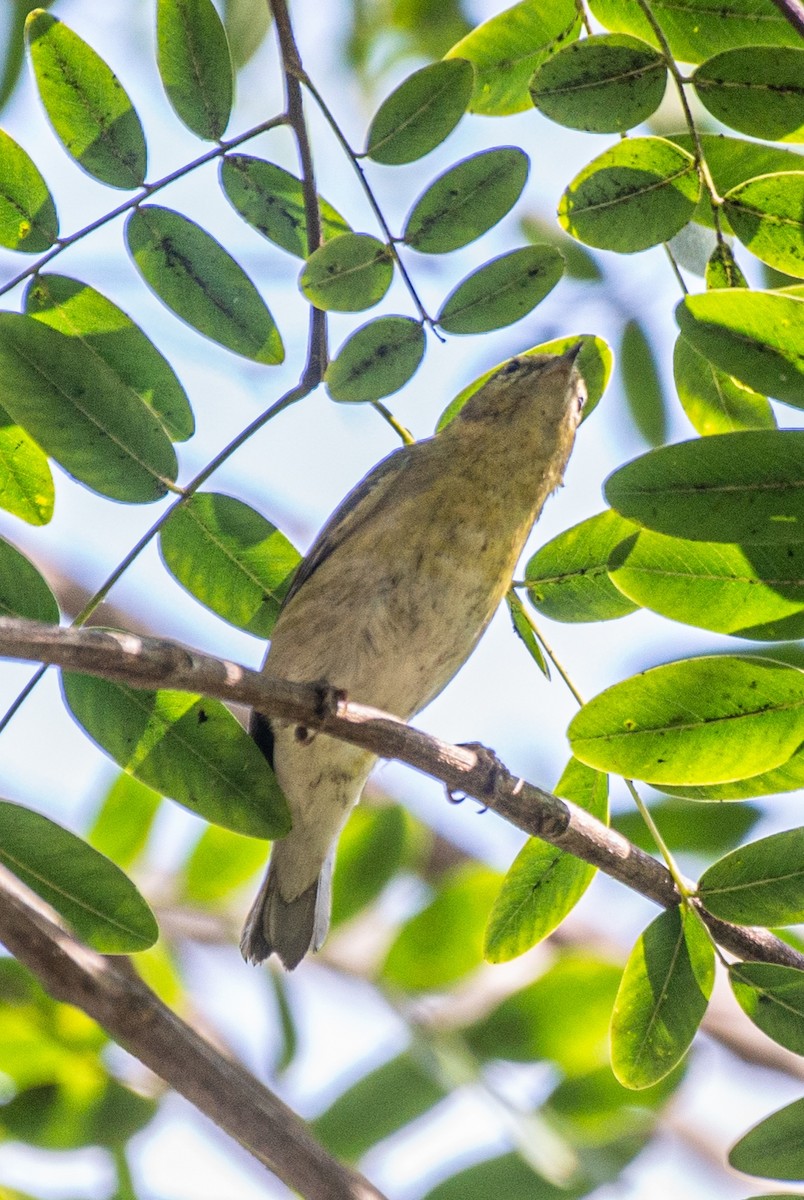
[
  {"xmin": 705, "ymin": 243, "xmax": 747, "ymax": 291},
  {"xmin": 673, "ymin": 336, "xmax": 774, "ymax": 436},
  {"xmin": 620, "ymin": 318, "xmax": 667, "ymax": 446},
  {"xmin": 730, "ymin": 1096, "xmax": 804, "ymax": 1181},
  {"xmin": 0, "ymin": 407, "xmax": 54, "ymax": 524},
  {"xmin": 0, "ymin": 537, "xmax": 58, "ymax": 622},
  {"xmin": 366, "ymin": 58, "xmax": 473, "ymax": 163},
  {"xmin": 326, "ymin": 316, "xmax": 425, "ymax": 402},
  {"xmin": 613, "ymin": 797, "xmax": 761, "ymax": 855},
  {"xmin": 299, "ymin": 233, "xmax": 393, "ymax": 311},
  {"xmin": 437, "ymin": 244, "xmax": 563, "ymax": 333},
  {"xmin": 157, "ymin": 0, "xmax": 233, "ymax": 140},
  {"xmin": 692, "ymin": 47, "xmax": 804, "ymax": 143},
  {"xmin": 0, "ymin": 129, "xmax": 57, "ymax": 251},
  {"xmin": 524, "ymin": 509, "xmax": 640, "ymax": 623},
  {"xmin": 730, "ymin": 962, "xmax": 804, "ymax": 1055},
  {"xmin": 403, "ymin": 148, "xmax": 528, "ymax": 253},
  {"xmin": 331, "ymin": 805, "xmax": 417, "ymax": 927},
  {"xmin": 723, "ymin": 173, "xmax": 804, "ymax": 279},
  {"xmin": 698, "ymin": 828, "xmax": 804, "ymax": 925},
  {"xmin": 662, "ymin": 745, "xmax": 804, "ymax": 802},
  {"xmin": 88, "ymin": 772, "xmax": 161, "ymax": 870},
  {"xmin": 182, "ymin": 823, "xmax": 265, "ymax": 904},
  {"xmin": 505, "ymin": 590, "xmax": 550, "ymax": 676}
]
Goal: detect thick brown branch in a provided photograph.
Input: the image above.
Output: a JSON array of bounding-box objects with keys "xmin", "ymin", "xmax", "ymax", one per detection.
[
  {"xmin": 0, "ymin": 865, "xmax": 385, "ymax": 1200},
  {"xmin": 1, "ymin": 616, "xmax": 803, "ymax": 972}
]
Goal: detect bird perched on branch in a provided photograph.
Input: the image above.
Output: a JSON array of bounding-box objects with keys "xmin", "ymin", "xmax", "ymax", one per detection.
[{"xmin": 241, "ymin": 347, "xmax": 586, "ymax": 968}]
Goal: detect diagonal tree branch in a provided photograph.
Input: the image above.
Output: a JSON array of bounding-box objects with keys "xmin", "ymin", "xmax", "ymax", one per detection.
[
  {"xmin": 767, "ymin": 0, "xmax": 804, "ymax": 35},
  {"xmin": 1, "ymin": 615, "xmax": 802, "ymax": 973}
]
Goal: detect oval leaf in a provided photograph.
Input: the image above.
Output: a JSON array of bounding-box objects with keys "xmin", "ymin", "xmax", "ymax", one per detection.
[
  {"xmin": 156, "ymin": 0, "xmax": 233, "ymax": 140},
  {"xmin": 524, "ymin": 509, "xmax": 641, "ymax": 623},
  {"xmin": 403, "ymin": 148, "xmax": 529, "ymax": 254},
  {"xmin": 730, "ymin": 962, "xmax": 804, "ymax": 1055},
  {"xmin": 437, "ymin": 244, "xmax": 563, "ymax": 334},
  {"xmin": 159, "ymin": 492, "xmax": 300, "ymax": 637},
  {"xmin": 705, "ymin": 242, "xmax": 748, "ymax": 291},
  {"xmin": 0, "ymin": 537, "xmax": 58, "ymax": 622},
  {"xmin": 299, "ymin": 233, "xmax": 393, "ymax": 311},
  {"xmin": 730, "ymin": 1096, "xmax": 804, "ymax": 1181},
  {"xmin": 220, "ymin": 155, "xmax": 350, "ymax": 258},
  {"xmin": 662, "ymin": 745, "xmax": 804, "ymax": 802},
  {"xmin": 445, "ymin": 0, "xmax": 581, "ymax": 116},
  {"xmin": 673, "ymin": 335, "xmax": 775, "ymax": 436},
  {"xmin": 676, "ymin": 289, "xmax": 804, "ymax": 409},
  {"xmin": 620, "ymin": 318, "xmax": 668, "ymax": 446},
  {"xmin": 126, "ymin": 205, "xmax": 283, "ymax": 363},
  {"xmin": 692, "ymin": 47, "xmax": 804, "ymax": 144},
  {"xmin": 366, "ymin": 59, "xmax": 473, "ymax": 164},
  {"xmin": 182, "ymin": 823, "xmax": 266, "ymax": 904},
  {"xmin": 331, "ymin": 805, "xmax": 415, "ymax": 927},
  {"xmin": 25, "ymin": 10, "xmax": 146, "ymax": 188},
  {"xmin": 325, "ymin": 316, "xmax": 425, "ymax": 402},
  {"xmin": 569, "ymin": 656, "xmax": 804, "ymax": 786},
  {"xmin": 0, "ymin": 406, "xmax": 54, "ymax": 526},
  {"xmin": 605, "ymin": 431, "xmax": 804, "ymax": 544},
  {"xmin": 530, "ymin": 33, "xmax": 667, "ymax": 133},
  {"xmin": 723, "ymin": 173, "xmax": 804, "ymax": 280},
  {"xmin": 25, "ymin": 273, "xmax": 194, "ymax": 443},
  {"xmin": 610, "ymin": 906, "xmax": 714, "ymax": 1089},
  {"xmin": 506, "ymin": 591, "xmax": 550, "ymax": 677},
  {"xmin": 0, "ymin": 313, "xmax": 177, "ymax": 503},
  {"xmin": 62, "ymin": 672, "xmax": 290, "ymax": 839},
  {"xmin": 698, "ymin": 828, "xmax": 804, "ymax": 926},
  {"xmin": 559, "ymin": 137, "xmax": 699, "ymax": 252},
  {"xmin": 609, "ymin": 531, "xmax": 804, "ymax": 641},
  {"xmin": 0, "ymin": 129, "xmax": 58, "ymax": 252},
  {"xmin": 0, "ymin": 798, "xmax": 157, "ymax": 952}
]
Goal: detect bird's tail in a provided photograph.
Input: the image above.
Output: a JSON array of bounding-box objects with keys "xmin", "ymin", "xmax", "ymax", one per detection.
[{"xmin": 240, "ymin": 846, "xmax": 333, "ymax": 969}]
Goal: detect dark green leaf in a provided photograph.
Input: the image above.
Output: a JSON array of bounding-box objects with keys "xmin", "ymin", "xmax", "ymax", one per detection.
[
  {"xmin": 182, "ymin": 824, "xmax": 265, "ymax": 903},
  {"xmin": 723, "ymin": 173, "xmax": 804, "ymax": 280},
  {"xmin": 25, "ymin": 10, "xmax": 146, "ymax": 188},
  {"xmin": 325, "ymin": 316, "xmax": 425, "ymax": 402},
  {"xmin": 705, "ymin": 243, "xmax": 747, "ymax": 290},
  {"xmin": 505, "ymin": 590, "xmax": 550, "ymax": 676},
  {"xmin": 0, "ymin": 1078, "xmax": 157, "ymax": 1150},
  {"xmin": 25, "ymin": 273, "xmax": 194, "ymax": 442},
  {"xmin": 0, "ymin": 404, "xmax": 54, "ymax": 525},
  {"xmin": 524, "ymin": 509, "xmax": 641, "ymax": 623},
  {"xmin": 729, "ymin": 1096, "xmax": 804, "ymax": 1181},
  {"xmin": 558, "ymin": 137, "xmax": 699, "ymax": 252},
  {"xmin": 0, "ymin": 798, "xmax": 158, "ymax": 952},
  {"xmin": 0, "ymin": 537, "xmax": 58, "ymax": 622},
  {"xmin": 220, "ymin": 155, "xmax": 350, "ymax": 258},
  {"xmin": 159, "ymin": 492, "xmax": 300, "ymax": 638},
  {"xmin": 62, "ymin": 672, "xmax": 290, "ymax": 839},
  {"xmin": 423, "ymin": 1153, "xmax": 575, "ymax": 1200},
  {"xmin": 730, "ymin": 962, "xmax": 804, "ymax": 1054},
  {"xmin": 521, "ymin": 212, "xmax": 602, "ymax": 279},
  {"xmin": 437, "ymin": 244, "xmax": 563, "ymax": 333},
  {"xmin": 610, "ymin": 907, "xmax": 714, "ymax": 1089},
  {"xmin": 0, "ymin": 128, "xmax": 57, "ymax": 251},
  {"xmin": 366, "ymin": 58, "xmax": 473, "ymax": 163},
  {"xmin": 331, "ymin": 805, "xmax": 416, "ymax": 927},
  {"xmin": 445, "ymin": 0, "xmax": 581, "ymax": 116},
  {"xmin": 698, "ymin": 828, "xmax": 804, "ymax": 925},
  {"xmin": 613, "ymin": 798, "xmax": 761, "ymax": 855},
  {"xmin": 403, "ymin": 148, "xmax": 529, "ymax": 253},
  {"xmin": 605, "ymin": 431, "xmax": 804, "ymax": 544},
  {"xmin": 156, "ymin": 0, "xmax": 233, "ymax": 140},
  {"xmin": 692, "ymin": 48, "xmax": 804, "ymax": 143},
  {"xmin": 0, "ymin": 312, "xmax": 177, "ymax": 502},
  {"xmin": 530, "ymin": 34, "xmax": 667, "ymax": 133},
  {"xmin": 126, "ymin": 205, "xmax": 284, "ymax": 362},
  {"xmin": 673, "ymin": 336, "xmax": 774, "ymax": 436},
  {"xmin": 299, "ymin": 233, "xmax": 393, "ymax": 311},
  {"xmin": 88, "ymin": 772, "xmax": 161, "ymax": 869},
  {"xmin": 569, "ymin": 656, "xmax": 804, "ymax": 786},
  {"xmin": 620, "ymin": 318, "xmax": 667, "ymax": 446}
]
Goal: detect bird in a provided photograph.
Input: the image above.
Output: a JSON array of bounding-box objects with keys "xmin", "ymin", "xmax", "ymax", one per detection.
[{"xmin": 241, "ymin": 346, "xmax": 586, "ymax": 968}]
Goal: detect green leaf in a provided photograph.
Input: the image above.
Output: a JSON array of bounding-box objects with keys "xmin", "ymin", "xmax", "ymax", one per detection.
[
  {"xmin": 521, "ymin": 212, "xmax": 602, "ymax": 279},
  {"xmin": 698, "ymin": 828, "xmax": 804, "ymax": 926},
  {"xmin": 437, "ymin": 333, "xmax": 613, "ymax": 429},
  {"xmin": 705, "ymin": 242, "xmax": 747, "ymax": 291},
  {"xmin": 0, "ymin": 1078, "xmax": 157, "ymax": 1150},
  {"xmin": 730, "ymin": 1095, "xmax": 804, "ymax": 1181},
  {"xmin": 485, "ymin": 759, "xmax": 608, "ymax": 962},
  {"xmin": 25, "ymin": 10, "xmax": 146, "ymax": 188},
  {"xmin": 159, "ymin": 492, "xmax": 300, "ymax": 638},
  {"xmin": 558, "ymin": 137, "xmax": 700, "ymax": 253},
  {"xmin": 366, "ymin": 58, "xmax": 473, "ymax": 163},
  {"xmin": 620, "ymin": 318, "xmax": 667, "ymax": 446},
  {"xmin": 529, "ymin": 34, "xmax": 667, "ymax": 134},
  {"xmin": 722, "ymin": 174, "xmax": 804, "ymax": 280},
  {"xmin": 524, "ymin": 509, "xmax": 641, "ymax": 623},
  {"xmin": 445, "ymin": 0, "xmax": 581, "ymax": 116},
  {"xmin": 0, "ymin": 129, "xmax": 57, "ymax": 251},
  {"xmin": 88, "ymin": 772, "xmax": 161, "ymax": 869},
  {"xmin": 0, "ymin": 537, "xmax": 58, "ymax": 622},
  {"xmin": 382, "ymin": 864, "xmax": 502, "ymax": 990},
  {"xmin": 331, "ymin": 805, "xmax": 416, "ymax": 927},
  {"xmin": 613, "ymin": 797, "xmax": 761, "ymax": 856},
  {"xmin": 220, "ymin": 155, "xmax": 350, "ymax": 258},
  {"xmin": 662, "ymin": 745, "xmax": 804, "ymax": 802},
  {"xmin": 156, "ymin": 0, "xmax": 233, "ymax": 140},
  {"xmin": 423, "ymin": 1153, "xmax": 574, "ymax": 1200},
  {"xmin": 676, "ymin": 290, "xmax": 804, "ymax": 409},
  {"xmin": 548, "ymin": 1062, "xmax": 683, "ymax": 1145},
  {"xmin": 299, "ymin": 233, "xmax": 393, "ymax": 311},
  {"xmin": 692, "ymin": 48, "xmax": 804, "ymax": 144},
  {"xmin": 25, "ymin": 273, "xmax": 194, "ymax": 443},
  {"xmin": 730, "ymin": 962, "xmax": 804, "ymax": 1055},
  {"xmin": 0, "ymin": 798, "xmax": 158, "ymax": 952},
  {"xmin": 403, "ymin": 148, "xmax": 529, "ymax": 253},
  {"xmin": 436, "ymin": 244, "xmax": 563, "ymax": 334},
  {"xmin": 608, "ymin": 532, "xmax": 804, "ymax": 641},
  {"xmin": 313, "ymin": 1051, "xmax": 445, "ymax": 1160},
  {"xmin": 61, "ymin": 673, "xmax": 290, "ymax": 839},
  {"xmin": 673, "ymin": 336, "xmax": 775, "ymax": 436},
  {"xmin": 569, "ymin": 656, "xmax": 804, "ymax": 786},
  {"xmin": 223, "ymin": 0, "xmax": 271, "ymax": 69},
  {"xmin": 126, "ymin": 205, "xmax": 284, "ymax": 363},
  {"xmin": 588, "ymin": 0, "xmax": 801, "ymax": 64},
  {"xmin": 0, "ymin": 406, "xmax": 54, "ymax": 524},
  {"xmin": 0, "ymin": 312, "xmax": 177, "ymax": 503},
  {"xmin": 610, "ymin": 907, "xmax": 714, "ymax": 1089},
  {"xmin": 465, "ymin": 952, "xmax": 622, "ymax": 1073},
  {"xmin": 505, "ymin": 590, "xmax": 550, "ymax": 676},
  {"xmin": 325, "ymin": 316, "xmax": 425, "ymax": 402},
  {"xmin": 605, "ymin": 431, "xmax": 804, "ymax": 545},
  {"xmin": 182, "ymin": 823, "xmax": 265, "ymax": 903}
]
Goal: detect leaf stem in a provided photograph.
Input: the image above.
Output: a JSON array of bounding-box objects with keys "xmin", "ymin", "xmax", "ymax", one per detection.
[{"xmin": 370, "ymin": 400, "xmax": 415, "ymax": 445}]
